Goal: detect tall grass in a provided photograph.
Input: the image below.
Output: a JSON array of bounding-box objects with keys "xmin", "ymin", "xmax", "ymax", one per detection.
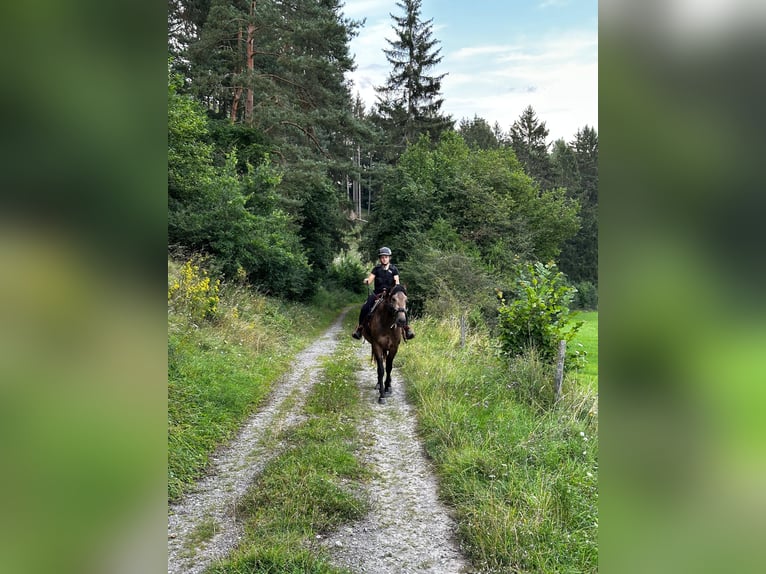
[
  {"xmin": 402, "ymin": 315, "xmax": 598, "ymax": 573},
  {"xmin": 168, "ymin": 259, "xmax": 352, "ymax": 501}
]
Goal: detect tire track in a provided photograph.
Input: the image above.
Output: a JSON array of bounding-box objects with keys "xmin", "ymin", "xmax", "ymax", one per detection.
[
  {"xmin": 167, "ymin": 311, "xmax": 348, "ymax": 574},
  {"xmin": 319, "ymin": 341, "xmax": 472, "ymax": 573}
]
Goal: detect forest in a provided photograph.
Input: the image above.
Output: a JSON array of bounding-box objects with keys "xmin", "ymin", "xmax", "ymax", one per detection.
[{"xmin": 168, "ymin": 0, "xmax": 598, "ymax": 313}]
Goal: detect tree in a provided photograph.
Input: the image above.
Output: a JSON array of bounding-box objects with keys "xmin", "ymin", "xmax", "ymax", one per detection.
[
  {"xmin": 558, "ymin": 126, "xmax": 598, "ymax": 285},
  {"xmin": 168, "ymin": 65, "xmax": 313, "ymax": 298},
  {"xmin": 550, "ymin": 138, "xmax": 580, "ymax": 193},
  {"xmin": 363, "ymin": 132, "xmax": 579, "ymax": 271},
  {"xmin": 509, "ymin": 105, "xmax": 554, "ymax": 189},
  {"xmin": 172, "ymin": 0, "xmax": 371, "ymax": 273},
  {"xmin": 374, "ymin": 0, "xmax": 453, "ymax": 151},
  {"xmin": 458, "ymin": 115, "xmax": 500, "ymax": 150}
]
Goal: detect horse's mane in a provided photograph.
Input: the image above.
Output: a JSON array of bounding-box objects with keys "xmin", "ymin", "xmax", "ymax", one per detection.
[{"xmin": 390, "ymin": 284, "xmax": 407, "ymax": 296}]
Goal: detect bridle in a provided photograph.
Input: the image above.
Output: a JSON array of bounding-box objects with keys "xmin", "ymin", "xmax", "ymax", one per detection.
[{"xmin": 385, "ymin": 289, "xmax": 408, "ymax": 328}]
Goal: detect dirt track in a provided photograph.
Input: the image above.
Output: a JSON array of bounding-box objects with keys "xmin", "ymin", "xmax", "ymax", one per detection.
[{"xmin": 167, "ymin": 311, "xmax": 470, "ymax": 573}]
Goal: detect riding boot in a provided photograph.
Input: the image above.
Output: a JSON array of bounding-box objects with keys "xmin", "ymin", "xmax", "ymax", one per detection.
[
  {"xmin": 404, "ymin": 325, "xmax": 415, "ymax": 340},
  {"xmin": 351, "ymin": 324, "xmax": 363, "ymax": 339}
]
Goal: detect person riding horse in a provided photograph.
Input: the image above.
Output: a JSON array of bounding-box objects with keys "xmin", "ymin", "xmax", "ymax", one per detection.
[{"xmin": 351, "ymin": 247, "xmax": 415, "ymax": 340}]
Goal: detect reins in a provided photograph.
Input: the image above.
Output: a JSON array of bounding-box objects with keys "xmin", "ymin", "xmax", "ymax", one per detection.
[{"xmin": 368, "ymin": 285, "xmax": 408, "ymax": 336}]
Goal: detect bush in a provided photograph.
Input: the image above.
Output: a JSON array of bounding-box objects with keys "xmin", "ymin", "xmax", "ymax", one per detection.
[
  {"xmin": 328, "ymin": 251, "xmax": 366, "ymax": 294},
  {"xmin": 168, "ymin": 257, "xmax": 221, "ymax": 322},
  {"xmin": 496, "ymin": 261, "xmax": 582, "ymax": 363},
  {"xmin": 571, "ymin": 280, "xmax": 598, "ymax": 310},
  {"xmin": 401, "ymin": 243, "xmax": 496, "ymax": 320}
]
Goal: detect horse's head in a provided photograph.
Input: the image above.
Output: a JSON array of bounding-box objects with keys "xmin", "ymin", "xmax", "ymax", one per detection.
[{"xmin": 387, "ymin": 284, "xmax": 408, "ymax": 327}]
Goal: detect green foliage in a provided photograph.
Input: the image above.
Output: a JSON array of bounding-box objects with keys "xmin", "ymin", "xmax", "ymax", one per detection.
[
  {"xmin": 167, "ymin": 66, "xmax": 214, "ymax": 200},
  {"xmin": 458, "ymin": 115, "xmax": 500, "ymax": 150},
  {"xmin": 558, "ymin": 126, "xmax": 598, "ymax": 285},
  {"xmin": 509, "ymin": 105, "xmax": 555, "ymax": 190},
  {"xmin": 401, "ymin": 240, "xmax": 495, "ymax": 324},
  {"xmin": 497, "ymin": 261, "xmax": 583, "ymax": 363},
  {"xmin": 328, "ymin": 250, "xmax": 366, "ymax": 294},
  {"xmin": 168, "ymin": 73, "xmax": 314, "ymax": 299},
  {"xmin": 571, "ymin": 280, "xmax": 599, "ymax": 310},
  {"xmin": 171, "ymin": 2, "xmax": 369, "ymax": 295},
  {"xmin": 363, "ymin": 132, "xmax": 580, "ymax": 271}
]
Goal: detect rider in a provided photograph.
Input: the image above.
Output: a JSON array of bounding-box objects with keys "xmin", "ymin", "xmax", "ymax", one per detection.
[{"xmin": 351, "ymin": 246, "xmax": 415, "ymax": 340}]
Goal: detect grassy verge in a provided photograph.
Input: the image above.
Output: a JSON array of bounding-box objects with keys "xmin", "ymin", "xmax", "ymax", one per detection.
[
  {"xmin": 207, "ymin": 318, "xmax": 367, "ymax": 573},
  {"xmin": 401, "ymin": 316, "xmax": 599, "ymax": 573},
  {"xmin": 168, "ymin": 259, "xmax": 353, "ymax": 502},
  {"xmin": 570, "ymin": 310, "xmax": 599, "ymax": 389}
]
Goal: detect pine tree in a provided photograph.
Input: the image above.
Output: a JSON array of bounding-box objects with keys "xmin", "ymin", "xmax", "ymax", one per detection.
[
  {"xmin": 558, "ymin": 126, "xmax": 598, "ymax": 285},
  {"xmin": 509, "ymin": 105, "xmax": 554, "ymax": 189},
  {"xmin": 375, "ymin": 0, "xmax": 453, "ymax": 151},
  {"xmin": 550, "ymin": 138, "xmax": 580, "ymax": 192},
  {"xmin": 171, "ymin": 0, "xmax": 372, "ymax": 272}
]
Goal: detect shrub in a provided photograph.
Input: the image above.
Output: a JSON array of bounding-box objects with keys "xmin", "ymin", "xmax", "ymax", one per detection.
[
  {"xmin": 328, "ymin": 251, "xmax": 366, "ymax": 294},
  {"xmin": 496, "ymin": 261, "xmax": 582, "ymax": 363},
  {"xmin": 401, "ymin": 243, "xmax": 495, "ymax": 320},
  {"xmin": 168, "ymin": 258, "xmax": 221, "ymax": 322},
  {"xmin": 571, "ymin": 280, "xmax": 598, "ymax": 310}
]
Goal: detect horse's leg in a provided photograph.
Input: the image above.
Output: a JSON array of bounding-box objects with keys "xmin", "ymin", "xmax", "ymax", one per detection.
[
  {"xmin": 384, "ymin": 351, "xmax": 395, "ymax": 397},
  {"xmin": 375, "ymin": 351, "xmax": 386, "ymax": 403}
]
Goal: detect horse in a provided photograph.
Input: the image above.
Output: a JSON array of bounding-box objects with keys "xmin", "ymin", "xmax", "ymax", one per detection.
[{"xmin": 362, "ymin": 284, "xmax": 409, "ymax": 404}]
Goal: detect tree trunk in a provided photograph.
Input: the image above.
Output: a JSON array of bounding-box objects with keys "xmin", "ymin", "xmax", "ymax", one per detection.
[
  {"xmin": 245, "ymin": 2, "xmax": 256, "ymax": 125},
  {"xmin": 231, "ymin": 27, "xmax": 244, "ymax": 122}
]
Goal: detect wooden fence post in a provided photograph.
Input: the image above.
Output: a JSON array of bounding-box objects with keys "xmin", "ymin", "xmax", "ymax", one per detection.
[{"xmin": 554, "ymin": 340, "xmax": 566, "ymax": 401}]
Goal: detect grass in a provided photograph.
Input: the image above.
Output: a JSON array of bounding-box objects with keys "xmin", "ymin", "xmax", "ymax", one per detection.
[
  {"xmin": 570, "ymin": 310, "xmax": 598, "ymax": 389},
  {"xmin": 401, "ymin": 315, "xmax": 598, "ymax": 573},
  {"xmin": 207, "ymin": 324, "xmax": 367, "ymax": 574},
  {"xmin": 168, "ymin": 260, "xmax": 353, "ymax": 502}
]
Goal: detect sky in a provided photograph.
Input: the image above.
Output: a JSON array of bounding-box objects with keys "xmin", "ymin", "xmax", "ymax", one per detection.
[{"xmin": 341, "ymin": 0, "xmax": 598, "ymax": 144}]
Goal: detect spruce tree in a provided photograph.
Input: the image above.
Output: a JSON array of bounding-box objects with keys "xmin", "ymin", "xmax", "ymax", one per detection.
[
  {"xmin": 375, "ymin": 0, "xmax": 453, "ymax": 152},
  {"xmin": 509, "ymin": 105, "xmax": 554, "ymax": 189},
  {"xmin": 558, "ymin": 126, "xmax": 598, "ymax": 286}
]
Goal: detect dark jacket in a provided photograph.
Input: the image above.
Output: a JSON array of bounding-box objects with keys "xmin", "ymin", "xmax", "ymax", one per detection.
[{"xmin": 371, "ymin": 263, "xmax": 399, "ymax": 294}]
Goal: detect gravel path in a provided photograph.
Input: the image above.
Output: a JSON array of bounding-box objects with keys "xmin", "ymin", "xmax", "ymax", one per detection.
[
  {"xmin": 167, "ymin": 312, "xmax": 348, "ymax": 574},
  {"xmin": 168, "ymin": 310, "xmax": 472, "ymax": 573},
  {"xmin": 318, "ymin": 341, "xmax": 472, "ymax": 574}
]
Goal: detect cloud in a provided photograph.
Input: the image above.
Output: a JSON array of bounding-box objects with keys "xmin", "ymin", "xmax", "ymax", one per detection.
[
  {"xmin": 442, "ymin": 31, "xmax": 597, "ymax": 141},
  {"xmin": 342, "ymin": 0, "xmax": 391, "ymax": 19}
]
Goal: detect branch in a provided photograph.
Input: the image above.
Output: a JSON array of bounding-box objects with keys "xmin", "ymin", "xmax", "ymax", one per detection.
[{"xmin": 280, "ymin": 121, "xmax": 327, "ymax": 156}]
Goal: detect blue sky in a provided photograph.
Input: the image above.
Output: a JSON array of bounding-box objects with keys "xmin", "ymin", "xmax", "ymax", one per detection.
[{"xmin": 342, "ymin": 0, "xmax": 597, "ymax": 143}]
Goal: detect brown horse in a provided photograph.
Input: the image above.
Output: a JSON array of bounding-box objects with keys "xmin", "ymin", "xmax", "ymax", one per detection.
[{"xmin": 362, "ymin": 285, "xmax": 409, "ymax": 404}]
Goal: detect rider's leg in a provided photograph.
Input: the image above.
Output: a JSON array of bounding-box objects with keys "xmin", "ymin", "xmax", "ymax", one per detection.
[{"xmin": 352, "ymin": 296, "xmax": 374, "ymax": 339}]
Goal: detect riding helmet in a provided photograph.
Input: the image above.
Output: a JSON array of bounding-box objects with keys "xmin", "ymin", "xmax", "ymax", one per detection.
[{"xmin": 378, "ymin": 246, "xmax": 392, "ymax": 256}]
